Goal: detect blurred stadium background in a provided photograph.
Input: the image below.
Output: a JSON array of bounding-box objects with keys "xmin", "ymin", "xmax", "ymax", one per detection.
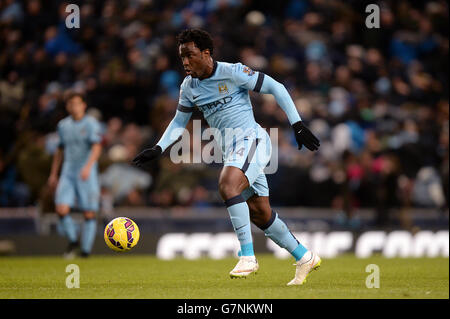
[{"xmin": 0, "ymin": 0, "xmax": 448, "ymax": 259}]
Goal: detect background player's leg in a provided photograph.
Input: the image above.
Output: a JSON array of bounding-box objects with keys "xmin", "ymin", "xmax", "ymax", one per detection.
[
  {"xmin": 80, "ymin": 211, "xmax": 97, "ymax": 257},
  {"xmin": 56, "ymin": 204, "xmax": 78, "ymax": 244},
  {"xmin": 55, "ymin": 204, "xmax": 79, "ymax": 259},
  {"xmin": 77, "ymin": 175, "xmax": 99, "ymax": 257},
  {"xmin": 55, "ymin": 176, "xmax": 78, "ymax": 248},
  {"xmin": 247, "ymin": 195, "xmax": 310, "ymax": 262},
  {"xmin": 219, "ymin": 166, "xmax": 254, "ymax": 257}
]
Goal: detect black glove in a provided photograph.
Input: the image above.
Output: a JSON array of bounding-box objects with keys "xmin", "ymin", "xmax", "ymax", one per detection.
[
  {"xmin": 292, "ymin": 121, "xmax": 320, "ymax": 151},
  {"xmin": 132, "ymin": 145, "xmax": 162, "ymax": 169}
]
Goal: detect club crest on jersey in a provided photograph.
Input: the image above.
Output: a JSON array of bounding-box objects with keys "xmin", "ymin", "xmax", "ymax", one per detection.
[
  {"xmin": 243, "ymin": 66, "xmax": 255, "ymax": 76},
  {"xmin": 218, "ymin": 82, "xmax": 228, "ymax": 94}
]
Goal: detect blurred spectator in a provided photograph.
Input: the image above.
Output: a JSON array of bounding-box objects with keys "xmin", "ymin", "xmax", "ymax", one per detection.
[{"xmin": 100, "ymin": 161, "xmax": 152, "ymax": 206}]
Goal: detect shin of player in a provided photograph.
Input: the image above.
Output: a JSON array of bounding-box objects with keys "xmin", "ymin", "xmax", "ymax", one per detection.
[
  {"xmin": 219, "ymin": 167, "xmax": 259, "ymax": 277},
  {"xmin": 259, "ymin": 210, "xmax": 308, "ymax": 261},
  {"xmin": 219, "ymin": 167, "xmax": 254, "ymax": 257},
  {"xmin": 225, "ymin": 194, "xmax": 254, "ymax": 257}
]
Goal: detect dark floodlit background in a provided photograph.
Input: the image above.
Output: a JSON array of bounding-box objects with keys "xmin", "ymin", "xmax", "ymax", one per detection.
[{"xmin": 0, "ymin": 0, "xmax": 448, "ymax": 256}]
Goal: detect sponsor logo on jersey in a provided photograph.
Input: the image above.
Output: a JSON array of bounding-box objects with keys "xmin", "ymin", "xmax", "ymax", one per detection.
[{"xmin": 197, "ymin": 96, "xmax": 232, "ymax": 111}]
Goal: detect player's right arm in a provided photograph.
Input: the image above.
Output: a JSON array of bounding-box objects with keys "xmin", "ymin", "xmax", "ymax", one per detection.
[
  {"xmin": 48, "ymin": 124, "xmax": 64, "ymax": 188},
  {"xmin": 258, "ymin": 74, "xmax": 320, "ymax": 151},
  {"xmin": 231, "ymin": 63, "xmax": 320, "ymax": 151},
  {"xmin": 132, "ymin": 82, "xmax": 194, "ymax": 169},
  {"xmin": 48, "ymin": 148, "xmax": 63, "ymax": 188},
  {"xmin": 132, "ymin": 109, "xmax": 192, "ymax": 168}
]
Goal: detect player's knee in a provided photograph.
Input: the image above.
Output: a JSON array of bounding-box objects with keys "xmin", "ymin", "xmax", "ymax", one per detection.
[
  {"xmin": 83, "ymin": 211, "xmax": 96, "ymax": 220},
  {"xmin": 218, "ymin": 170, "xmax": 248, "ymax": 200},
  {"xmin": 55, "ymin": 205, "xmax": 70, "ymax": 216},
  {"xmin": 218, "ymin": 176, "xmax": 247, "ymax": 200},
  {"xmin": 218, "ymin": 180, "xmax": 237, "ymax": 200}
]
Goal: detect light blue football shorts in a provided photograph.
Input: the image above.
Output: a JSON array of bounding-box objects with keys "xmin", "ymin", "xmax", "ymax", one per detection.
[
  {"xmin": 223, "ymin": 126, "xmax": 272, "ymax": 200},
  {"xmin": 55, "ymin": 169, "xmax": 100, "ymax": 212}
]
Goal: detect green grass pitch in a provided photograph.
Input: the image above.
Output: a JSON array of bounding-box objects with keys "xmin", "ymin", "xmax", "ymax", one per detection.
[{"xmin": 0, "ymin": 254, "xmax": 448, "ymax": 299}]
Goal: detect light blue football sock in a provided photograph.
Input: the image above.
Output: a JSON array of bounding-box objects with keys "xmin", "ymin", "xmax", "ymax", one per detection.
[
  {"xmin": 262, "ymin": 211, "xmax": 308, "ymax": 261},
  {"xmin": 81, "ymin": 217, "xmax": 97, "ymax": 254},
  {"xmin": 59, "ymin": 214, "xmax": 78, "ymax": 243},
  {"xmin": 225, "ymin": 194, "xmax": 254, "ymax": 256}
]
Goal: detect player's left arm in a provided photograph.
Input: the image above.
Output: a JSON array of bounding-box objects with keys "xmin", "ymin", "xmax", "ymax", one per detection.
[
  {"xmin": 80, "ymin": 143, "xmax": 102, "ymax": 180},
  {"xmin": 258, "ymin": 74, "xmax": 320, "ymax": 151},
  {"xmin": 80, "ymin": 120, "xmax": 103, "ymax": 180},
  {"xmin": 232, "ymin": 63, "xmax": 319, "ymax": 151}
]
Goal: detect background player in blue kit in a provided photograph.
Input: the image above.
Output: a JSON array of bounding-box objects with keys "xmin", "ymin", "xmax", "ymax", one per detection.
[
  {"xmin": 48, "ymin": 92, "xmax": 102, "ymax": 259},
  {"xmin": 133, "ymin": 29, "xmax": 321, "ymax": 285}
]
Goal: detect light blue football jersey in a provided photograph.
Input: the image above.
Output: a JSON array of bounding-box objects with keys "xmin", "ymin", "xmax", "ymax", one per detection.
[
  {"xmin": 177, "ymin": 61, "xmax": 266, "ymax": 151},
  {"xmin": 57, "ymin": 115, "xmax": 102, "ymax": 175}
]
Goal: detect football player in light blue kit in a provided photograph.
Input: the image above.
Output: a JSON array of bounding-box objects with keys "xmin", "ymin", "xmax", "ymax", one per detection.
[
  {"xmin": 133, "ymin": 29, "xmax": 321, "ymax": 285},
  {"xmin": 48, "ymin": 92, "xmax": 102, "ymax": 258}
]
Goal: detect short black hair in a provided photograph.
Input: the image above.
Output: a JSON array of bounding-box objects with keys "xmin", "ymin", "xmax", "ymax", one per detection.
[
  {"xmin": 64, "ymin": 91, "xmax": 86, "ymax": 103},
  {"xmin": 177, "ymin": 29, "xmax": 214, "ymax": 55}
]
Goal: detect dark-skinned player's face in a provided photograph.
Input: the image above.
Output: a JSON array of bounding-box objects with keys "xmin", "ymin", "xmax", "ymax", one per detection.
[{"xmin": 179, "ymin": 42, "xmax": 211, "ymax": 79}]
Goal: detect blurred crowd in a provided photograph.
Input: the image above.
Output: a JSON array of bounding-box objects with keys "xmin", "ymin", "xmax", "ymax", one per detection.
[{"xmin": 0, "ymin": 0, "xmax": 448, "ymax": 226}]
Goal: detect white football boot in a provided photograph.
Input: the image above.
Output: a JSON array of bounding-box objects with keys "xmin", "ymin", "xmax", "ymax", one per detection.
[
  {"xmin": 229, "ymin": 255, "xmax": 259, "ymax": 278},
  {"xmin": 287, "ymin": 251, "xmax": 321, "ymax": 286}
]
